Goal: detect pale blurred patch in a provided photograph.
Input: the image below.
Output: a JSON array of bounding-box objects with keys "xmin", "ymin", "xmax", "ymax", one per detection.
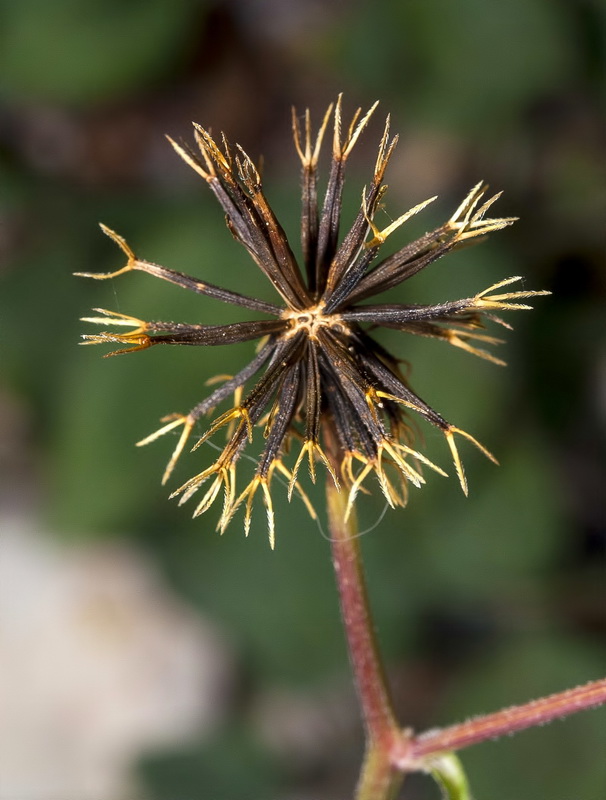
[{"xmin": 0, "ymin": 515, "xmax": 233, "ymax": 800}]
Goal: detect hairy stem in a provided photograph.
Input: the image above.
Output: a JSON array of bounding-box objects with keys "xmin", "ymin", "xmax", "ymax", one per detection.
[
  {"xmin": 356, "ymin": 744, "xmax": 404, "ymax": 800},
  {"xmin": 325, "ymin": 456, "xmax": 404, "ymax": 798},
  {"xmin": 326, "ymin": 479, "xmax": 397, "ymax": 740},
  {"xmin": 322, "ymin": 433, "xmax": 605, "ymax": 799},
  {"xmin": 392, "ymin": 676, "xmax": 606, "ymax": 766}
]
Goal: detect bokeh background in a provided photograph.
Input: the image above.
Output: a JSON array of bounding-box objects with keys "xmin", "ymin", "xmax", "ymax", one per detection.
[{"xmin": 1, "ymin": 1, "xmax": 605, "ymax": 798}]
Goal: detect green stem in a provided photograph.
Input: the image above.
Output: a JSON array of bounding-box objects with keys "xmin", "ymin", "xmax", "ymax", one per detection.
[
  {"xmin": 428, "ymin": 753, "xmax": 473, "ymax": 800},
  {"xmin": 356, "ymin": 744, "xmax": 404, "ymax": 800}
]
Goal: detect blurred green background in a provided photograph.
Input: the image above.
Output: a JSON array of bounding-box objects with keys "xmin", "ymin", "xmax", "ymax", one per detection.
[{"xmin": 1, "ymin": 1, "xmax": 604, "ymax": 798}]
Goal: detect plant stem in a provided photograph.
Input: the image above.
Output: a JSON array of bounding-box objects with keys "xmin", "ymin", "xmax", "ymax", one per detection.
[
  {"xmin": 325, "ymin": 467, "xmax": 404, "ymax": 798},
  {"xmin": 326, "ymin": 479, "xmax": 397, "ymax": 739},
  {"xmin": 356, "ymin": 743, "xmax": 404, "ymax": 800},
  {"xmin": 322, "ymin": 437, "xmax": 606, "ymax": 797},
  {"xmin": 428, "ymin": 753, "xmax": 473, "ymax": 800},
  {"xmin": 391, "ymin": 677, "xmax": 606, "ymax": 767}
]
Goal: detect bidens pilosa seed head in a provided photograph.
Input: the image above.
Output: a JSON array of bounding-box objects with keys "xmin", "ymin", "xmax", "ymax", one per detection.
[{"xmin": 78, "ymin": 97, "xmax": 548, "ymax": 547}]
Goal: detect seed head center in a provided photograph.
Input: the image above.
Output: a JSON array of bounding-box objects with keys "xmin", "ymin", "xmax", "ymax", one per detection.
[{"xmin": 282, "ymin": 304, "xmax": 347, "ymax": 339}]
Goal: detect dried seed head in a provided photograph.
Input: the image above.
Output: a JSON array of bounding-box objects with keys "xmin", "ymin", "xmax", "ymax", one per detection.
[{"xmin": 78, "ymin": 99, "xmax": 549, "ymax": 546}]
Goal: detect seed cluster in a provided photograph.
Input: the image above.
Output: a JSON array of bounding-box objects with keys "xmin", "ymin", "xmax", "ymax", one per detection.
[{"xmin": 78, "ymin": 97, "xmax": 548, "ymax": 546}]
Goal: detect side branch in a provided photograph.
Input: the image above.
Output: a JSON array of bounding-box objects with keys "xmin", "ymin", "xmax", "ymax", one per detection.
[{"xmin": 391, "ymin": 677, "xmax": 606, "ymax": 768}]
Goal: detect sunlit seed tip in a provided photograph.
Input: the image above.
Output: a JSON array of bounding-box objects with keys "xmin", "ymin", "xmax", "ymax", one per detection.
[
  {"xmin": 99, "ymin": 222, "xmax": 117, "ymax": 239},
  {"xmin": 178, "ymin": 489, "xmax": 196, "ymax": 506},
  {"xmin": 308, "ymin": 102, "xmax": 334, "ymax": 166},
  {"xmin": 479, "ymin": 276, "xmax": 522, "ymax": 293},
  {"xmin": 341, "ymin": 100, "xmax": 379, "ymax": 159},
  {"xmin": 365, "ymin": 195, "xmax": 437, "ymax": 248},
  {"xmin": 167, "ymin": 135, "xmax": 211, "ymax": 181},
  {"xmin": 452, "ymin": 426, "xmax": 498, "ymax": 465},
  {"xmin": 449, "ymin": 181, "xmax": 484, "ymax": 225},
  {"xmin": 136, "ymin": 416, "xmax": 185, "ymax": 447},
  {"xmin": 170, "ymin": 470, "xmax": 206, "ymax": 501},
  {"xmin": 445, "ymin": 429, "xmax": 468, "ymax": 496}
]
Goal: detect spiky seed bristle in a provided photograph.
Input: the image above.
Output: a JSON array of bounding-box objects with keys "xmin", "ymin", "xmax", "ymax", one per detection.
[{"xmin": 77, "ymin": 98, "xmax": 548, "ymax": 544}]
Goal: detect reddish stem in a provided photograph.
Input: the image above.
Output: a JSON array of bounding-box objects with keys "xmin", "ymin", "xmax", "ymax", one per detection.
[
  {"xmin": 326, "ymin": 476, "xmax": 398, "ymax": 744},
  {"xmin": 324, "ymin": 445, "xmax": 404, "ymax": 798},
  {"xmin": 391, "ymin": 677, "xmax": 606, "ymax": 768},
  {"xmin": 321, "ymin": 430, "xmax": 606, "ymax": 797}
]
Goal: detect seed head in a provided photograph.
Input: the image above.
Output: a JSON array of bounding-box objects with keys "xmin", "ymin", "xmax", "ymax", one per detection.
[{"xmin": 78, "ymin": 96, "xmax": 549, "ymax": 547}]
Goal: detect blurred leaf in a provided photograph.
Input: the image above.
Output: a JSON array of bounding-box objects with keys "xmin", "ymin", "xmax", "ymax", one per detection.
[
  {"xmin": 416, "ymin": 430, "xmax": 563, "ymax": 600},
  {"xmin": 139, "ymin": 723, "xmax": 281, "ymax": 800},
  {"xmin": 160, "ymin": 495, "xmax": 346, "ymax": 685},
  {"xmin": 343, "ymin": 0, "xmax": 573, "ymax": 134},
  {"xmin": 0, "ymin": 0, "xmax": 204, "ymax": 103}
]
